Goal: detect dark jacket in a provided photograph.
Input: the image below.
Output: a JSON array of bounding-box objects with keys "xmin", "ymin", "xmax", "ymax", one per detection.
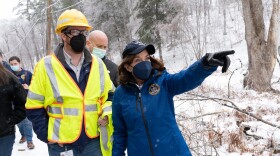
[
  {"xmin": 0, "ymin": 74, "xmax": 26, "ymax": 137},
  {"xmin": 27, "ymin": 44, "xmax": 114, "ymax": 147},
  {"xmin": 12, "ymin": 69, "xmax": 32, "ymax": 85},
  {"xmin": 103, "ymin": 57, "xmax": 119, "ymax": 87},
  {"xmin": 112, "ymin": 60, "xmax": 217, "ymax": 156},
  {"xmin": 2, "ymin": 61, "xmax": 12, "ymax": 72},
  {"xmin": 12, "ymin": 68, "xmax": 32, "ymax": 92}
]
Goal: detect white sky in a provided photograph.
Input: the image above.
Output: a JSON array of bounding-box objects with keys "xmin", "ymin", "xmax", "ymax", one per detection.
[{"xmin": 0, "ymin": 0, "xmax": 19, "ymax": 20}]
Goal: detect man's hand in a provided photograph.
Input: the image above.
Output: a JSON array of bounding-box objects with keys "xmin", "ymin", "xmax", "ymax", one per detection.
[
  {"xmin": 98, "ymin": 116, "xmax": 108, "ymax": 126},
  {"xmin": 203, "ymin": 50, "xmax": 235, "ymax": 73},
  {"xmin": 22, "ymin": 84, "xmax": 29, "ymax": 90}
]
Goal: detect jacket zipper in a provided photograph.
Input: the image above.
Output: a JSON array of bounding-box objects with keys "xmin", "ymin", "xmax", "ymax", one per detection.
[{"xmin": 138, "ymin": 92, "xmax": 155, "ymax": 156}]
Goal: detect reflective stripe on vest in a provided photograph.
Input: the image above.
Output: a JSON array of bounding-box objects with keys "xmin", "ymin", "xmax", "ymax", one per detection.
[
  {"xmin": 48, "ymin": 107, "xmax": 79, "ymax": 116},
  {"xmin": 27, "ymin": 90, "xmax": 45, "ymax": 103},
  {"xmin": 97, "ymin": 58, "xmax": 105, "ymax": 95},
  {"xmin": 102, "ymin": 106, "xmax": 112, "ymax": 113},
  {"xmin": 45, "ymin": 56, "xmax": 66, "ymax": 140},
  {"xmin": 96, "ymin": 58, "xmax": 111, "ymax": 151},
  {"xmin": 85, "ymin": 104, "xmax": 98, "ymax": 112},
  {"xmin": 100, "ymin": 126, "xmax": 109, "ymax": 150},
  {"xmin": 44, "ymin": 57, "xmax": 64, "ymax": 103},
  {"xmin": 52, "ymin": 119, "xmax": 61, "ymax": 140}
]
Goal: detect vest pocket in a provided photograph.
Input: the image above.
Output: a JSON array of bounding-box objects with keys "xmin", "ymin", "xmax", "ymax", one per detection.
[{"xmin": 47, "ymin": 103, "xmax": 64, "ymax": 119}]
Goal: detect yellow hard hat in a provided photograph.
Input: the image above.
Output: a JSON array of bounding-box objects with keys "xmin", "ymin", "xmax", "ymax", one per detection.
[{"xmin": 55, "ymin": 9, "xmax": 92, "ymax": 34}]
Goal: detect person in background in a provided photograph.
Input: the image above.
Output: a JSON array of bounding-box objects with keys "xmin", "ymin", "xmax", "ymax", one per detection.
[
  {"xmin": 86, "ymin": 30, "xmax": 119, "ymax": 87},
  {"xmin": 112, "ymin": 40, "xmax": 235, "ymax": 156},
  {"xmin": 25, "ymin": 9, "xmax": 114, "ymax": 156},
  {"xmin": 0, "ymin": 50, "xmax": 12, "ymax": 71},
  {"xmin": 0, "ymin": 62, "xmax": 26, "ymax": 156},
  {"xmin": 8, "ymin": 56, "xmax": 35, "ymax": 149}
]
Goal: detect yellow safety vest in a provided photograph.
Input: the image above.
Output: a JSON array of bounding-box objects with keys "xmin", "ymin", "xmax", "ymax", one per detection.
[{"xmin": 26, "ymin": 54, "xmax": 114, "ymax": 156}]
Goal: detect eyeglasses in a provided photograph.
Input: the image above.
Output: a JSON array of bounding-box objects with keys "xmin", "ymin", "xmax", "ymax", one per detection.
[{"xmin": 63, "ymin": 29, "xmax": 89, "ymax": 36}]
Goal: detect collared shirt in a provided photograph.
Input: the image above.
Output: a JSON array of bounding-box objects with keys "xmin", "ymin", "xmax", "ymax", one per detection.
[{"xmin": 63, "ymin": 49, "xmax": 85, "ymax": 81}]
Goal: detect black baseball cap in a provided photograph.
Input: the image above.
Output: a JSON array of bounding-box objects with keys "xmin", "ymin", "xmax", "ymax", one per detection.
[{"xmin": 122, "ymin": 41, "xmax": 155, "ymax": 59}]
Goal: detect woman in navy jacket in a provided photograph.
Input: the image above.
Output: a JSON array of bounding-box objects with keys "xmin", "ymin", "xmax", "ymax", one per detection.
[{"xmin": 112, "ymin": 41, "xmax": 234, "ymax": 156}]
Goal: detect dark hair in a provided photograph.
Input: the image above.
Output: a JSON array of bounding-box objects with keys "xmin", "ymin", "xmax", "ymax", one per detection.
[
  {"xmin": 9, "ymin": 56, "xmax": 21, "ymax": 63},
  {"xmin": 118, "ymin": 56, "xmax": 165, "ymax": 85},
  {"xmin": 0, "ymin": 50, "xmax": 3, "ymax": 58},
  {"xmin": 0, "ymin": 63, "xmax": 12, "ymax": 85}
]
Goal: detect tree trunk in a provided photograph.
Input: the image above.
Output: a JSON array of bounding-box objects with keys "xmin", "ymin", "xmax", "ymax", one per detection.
[
  {"xmin": 46, "ymin": 0, "xmax": 52, "ymax": 55},
  {"xmin": 242, "ymin": 0, "xmax": 279, "ymax": 92},
  {"xmin": 208, "ymin": 0, "xmax": 211, "ymax": 25},
  {"xmin": 204, "ymin": 0, "xmax": 208, "ymax": 51},
  {"xmin": 52, "ymin": 14, "xmax": 59, "ymax": 46},
  {"xmin": 223, "ymin": 0, "xmax": 227, "ymax": 35},
  {"xmin": 30, "ymin": 28, "xmax": 40, "ymax": 66},
  {"xmin": 155, "ymin": 2, "xmax": 163, "ymax": 61},
  {"xmin": 156, "ymin": 29, "xmax": 163, "ymax": 61}
]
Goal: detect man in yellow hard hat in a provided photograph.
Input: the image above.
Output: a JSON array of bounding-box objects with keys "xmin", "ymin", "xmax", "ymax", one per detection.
[{"xmin": 25, "ymin": 9, "xmax": 114, "ymax": 156}]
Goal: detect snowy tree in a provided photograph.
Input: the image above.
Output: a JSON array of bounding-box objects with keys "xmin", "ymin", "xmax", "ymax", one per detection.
[
  {"xmin": 242, "ymin": 0, "xmax": 280, "ymax": 92},
  {"xmin": 83, "ymin": 0, "xmax": 133, "ymax": 59}
]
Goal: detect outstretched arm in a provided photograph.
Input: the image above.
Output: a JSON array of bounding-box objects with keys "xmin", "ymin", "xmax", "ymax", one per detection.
[{"xmin": 165, "ymin": 50, "xmax": 235, "ymax": 96}]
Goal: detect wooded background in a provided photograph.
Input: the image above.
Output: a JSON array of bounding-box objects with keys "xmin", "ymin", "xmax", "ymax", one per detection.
[{"xmin": 0, "ymin": 0, "xmax": 279, "ymax": 92}]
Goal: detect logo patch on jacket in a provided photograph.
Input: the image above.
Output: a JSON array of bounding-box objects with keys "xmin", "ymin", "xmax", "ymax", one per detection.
[
  {"xmin": 21, "ymin": 74, "xmax": 26, "ymax": 80},
  {"xmin": 149, "ymin": 83, "xmax": 160, "ymax": 95}
]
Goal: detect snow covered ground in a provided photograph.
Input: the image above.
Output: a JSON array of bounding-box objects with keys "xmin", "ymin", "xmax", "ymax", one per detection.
[{"xmin": 12, "ymin": 127, "xmax": 48, "ymax": 156}]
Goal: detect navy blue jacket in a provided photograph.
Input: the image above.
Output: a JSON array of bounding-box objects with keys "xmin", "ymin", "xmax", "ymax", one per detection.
[
  {"xmin": 27, "ymin": 44, "xmax": 113, "ymax": 148},
  {"xmin": 12, "ymin": 69, "xmax": 32, "ymax": 85},
  {"xmin": 2, "ymin": 61, "xmax": 12, "ymax": 72},
  {"xmin": 112, "ymin": 60, "xmax": 217, "ymax": 156}
]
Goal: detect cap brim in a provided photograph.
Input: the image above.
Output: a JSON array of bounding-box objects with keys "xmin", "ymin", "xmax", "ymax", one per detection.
[{"xmin": 130, "ymin": 44, "xmax": 155, "ymax": 55}]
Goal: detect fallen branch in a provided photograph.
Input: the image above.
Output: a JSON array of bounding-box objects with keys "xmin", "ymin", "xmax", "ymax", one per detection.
[
  {"xmin": 182, "ymin": 93, "xmax": 280, "ymax": 129},
  {"xmin": 177, "ymin": 112, "xmax": 223, "ymax": 121}
]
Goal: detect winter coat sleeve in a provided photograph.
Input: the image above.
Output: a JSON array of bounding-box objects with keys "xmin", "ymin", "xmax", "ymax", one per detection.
[
  {"xmin": 112, "ymin": 89, "xmax": 127, "ymax": 156},
  {"xmin": 26, "ymin": 109, "xmax": 48, "ymax": 143},
  {"xmin": 100, "ymin": 61, "xmax": 114, "ymax": 118},
  {"xmin": 164, "ymin": 59, "xmax": 217, "ymax": 96},
  {"xmin": 8, "ymin": 76, "xmax": 26, "ymax": 125}
]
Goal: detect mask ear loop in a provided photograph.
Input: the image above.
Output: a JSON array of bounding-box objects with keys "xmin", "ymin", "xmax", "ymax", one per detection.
[
  {"xmin": 61, "ymin": 31, "xmax": 72, "ymax": 46},
  {"xmin": 63, "ymin": 32, "xmax": 71, "ymax": 39}
]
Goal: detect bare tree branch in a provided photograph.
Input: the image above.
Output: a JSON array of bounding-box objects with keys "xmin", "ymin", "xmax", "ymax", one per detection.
[
  {"xmin": 228, "ymin": 59, "xmax": 243, "ymax": 98},
  {"xmin": 182, "ymin": 93, "xmax": 280, "ymax": 129}
]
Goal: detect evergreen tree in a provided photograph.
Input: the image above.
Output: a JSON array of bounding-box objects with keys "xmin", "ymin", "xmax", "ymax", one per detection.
[
  {"xmin": 83, "ymin": 0, "xmax": 133, "ymax": 57},
  {"xmin": 136, "ymin": 0, "xmax": 178, "ymax": 61}
]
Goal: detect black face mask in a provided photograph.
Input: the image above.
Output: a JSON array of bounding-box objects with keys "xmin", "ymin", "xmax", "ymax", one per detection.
[
  {"xmin": 69, "ymin": 34, "xmax": 86, "ymax": 53},
  {"xmin": 132, "ymin": 61, "xmax": 152, "ymax": 80}
]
